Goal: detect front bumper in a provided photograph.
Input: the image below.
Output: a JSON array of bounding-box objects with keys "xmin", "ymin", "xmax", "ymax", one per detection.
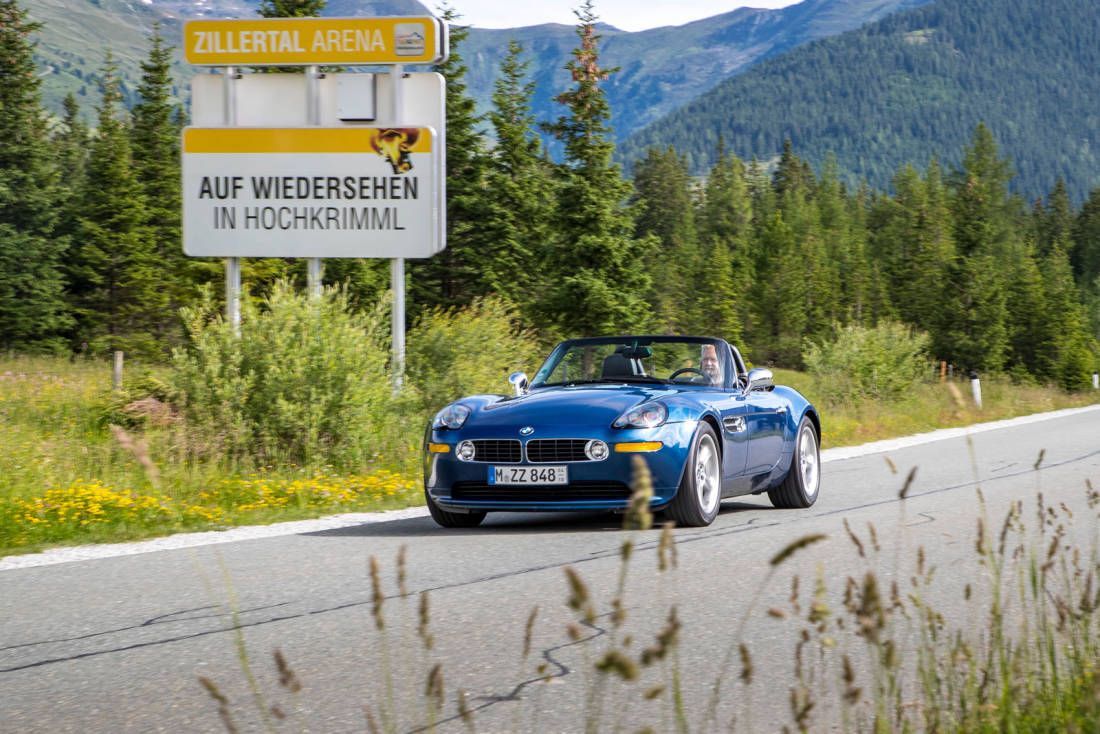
[{"xmin": 424, "ymin": 421, "xmax": 697, "ymax": 513}]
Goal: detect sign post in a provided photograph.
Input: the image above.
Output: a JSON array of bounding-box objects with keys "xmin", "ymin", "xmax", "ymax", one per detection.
[
  {"xmin": 223, "ymin": 66, "xmax": 241, "ymax": 334},
  {"xmin": 306, "ymin": 64, "xmax": 322, "ymax": 299},
  {"xmin": 389, "ymin": 63, "xmax": 406, "ymax": 386},
  {"xmin": 183, "ymin": 16, "xmax": 448, "ymax": 383}
]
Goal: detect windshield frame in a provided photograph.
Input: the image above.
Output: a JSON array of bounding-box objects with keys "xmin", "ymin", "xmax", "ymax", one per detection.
[{"xmin": 530, "ymin": 335, "xmax": 745, "ymax": 390}]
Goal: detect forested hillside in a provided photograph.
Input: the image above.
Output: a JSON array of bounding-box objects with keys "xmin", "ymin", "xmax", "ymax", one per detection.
[
  {"xmin": 29, "ymin": 0, "xmax": 927, "ymax": 142},
  {"xmin": 458, "ymin": 0, "xmax": 930, "ymax": 140},
  {"xmin": 620, "ymin": 0, "xmax": 1100, "ymax": 204},
  {"xmin": 3, "ymin": 0, "xmax": 1099, "ymax": 390}
]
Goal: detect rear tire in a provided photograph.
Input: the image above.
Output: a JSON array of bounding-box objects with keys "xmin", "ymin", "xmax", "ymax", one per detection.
[
  {"xmin": 768, "ymin": 416, "xmax": 820, "ymax": 509},
  {"xmin": 425, "ymin": 489, "xmax": 486, "ymax": 528},
  {"xmin": 665, "ymin": 423, "xmax": 722, "ymax": 527}
]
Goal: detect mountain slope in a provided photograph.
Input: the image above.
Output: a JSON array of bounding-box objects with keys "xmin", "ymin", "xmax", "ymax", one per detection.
[
  {"xmin": 29, "ymin": 0, "xmax": 926, "ymax": 140},
  {"xmin": 619, "ymin": 0, "xmax": 1100, "ymax": 202},
  {"xmin": 459, "ymin": 0, "xmax": 930, "ymax": 139}
]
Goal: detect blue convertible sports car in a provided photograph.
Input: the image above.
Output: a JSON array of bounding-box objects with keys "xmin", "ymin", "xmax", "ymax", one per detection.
[{"xmin": 423, "ymin": 335, "xmax": 821, "ymax": 528}]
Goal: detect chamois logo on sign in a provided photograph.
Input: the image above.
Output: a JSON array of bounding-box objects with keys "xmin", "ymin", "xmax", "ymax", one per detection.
[{"xmin": 371, "ymin": 128, "xmax": 420, "ymax": 174}]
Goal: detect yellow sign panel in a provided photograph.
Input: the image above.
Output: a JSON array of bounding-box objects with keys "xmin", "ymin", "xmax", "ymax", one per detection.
[
  {"xmin": 184, "ymin": 17, "xmax": 446, "ymax": 66},
  {"xmin": 184, "ymin": 127, "xmax": 433, "ymax": 155}
]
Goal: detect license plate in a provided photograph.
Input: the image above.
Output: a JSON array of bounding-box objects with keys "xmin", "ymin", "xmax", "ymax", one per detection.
[{"xmin": 488, "ymin": 465, "xmax": 568, "ymax": 485}]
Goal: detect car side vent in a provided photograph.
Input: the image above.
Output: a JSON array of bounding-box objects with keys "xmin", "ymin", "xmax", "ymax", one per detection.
[
  {"xmin": 526, "ymin": 439, "xmax": 589, "ymax": 463},
  {"xmin": 472, "ymin": 439, "xmax": 522, "ymax": 463}
]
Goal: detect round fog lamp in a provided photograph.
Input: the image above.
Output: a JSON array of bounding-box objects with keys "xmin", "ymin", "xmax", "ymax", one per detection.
[
  {"xmin": 585, "ymin": 439, "xmax": 609, "ymax": 461},
  {"xmin": 457, "ymin": 440, "xmax": 476, "ymax": 462}
]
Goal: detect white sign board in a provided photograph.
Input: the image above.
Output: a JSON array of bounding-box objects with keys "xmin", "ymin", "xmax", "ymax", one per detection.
[
  {"xmin": 182, "ymin": 126, "xmax": 439, "ymax": 258},
  {"xmin": 189, "ymin": 72, "xmax": 446, "ymax": 255}
]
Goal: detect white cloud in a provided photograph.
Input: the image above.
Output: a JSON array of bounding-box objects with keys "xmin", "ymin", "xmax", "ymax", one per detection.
[{"xmin": 448, "ymin": 0, "xmax": 800, "ymax": 32}]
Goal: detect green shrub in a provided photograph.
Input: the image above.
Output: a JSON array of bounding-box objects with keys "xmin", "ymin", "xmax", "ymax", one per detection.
[
  {"xmin": 803, "ymin": 321, "xmax": 931, "ymax": 403},
  {"xmin": 405, "ymin": 297, "xmax": 542, "ymax": 415},
  {"xmin": 169, "ymin": 283, "xmax": 399, "ymax": 468}
]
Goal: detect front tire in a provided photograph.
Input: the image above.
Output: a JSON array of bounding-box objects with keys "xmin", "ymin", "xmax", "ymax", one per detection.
[
  {"xmin": 768, "ymin": 416, "xmax": 820, "ymax": 509},
  {"xmin": 425, "ymin": 489, "xmax": 486, "ymax": 528},
  {"xmin": 666, "ymin": 423, "xmax": 722, "ymax": 527}
]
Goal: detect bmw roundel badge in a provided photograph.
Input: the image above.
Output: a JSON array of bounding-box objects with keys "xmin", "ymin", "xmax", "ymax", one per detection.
[{"xmin": 519, "ymin": 426, "xmax": 534, "ymax": 436}]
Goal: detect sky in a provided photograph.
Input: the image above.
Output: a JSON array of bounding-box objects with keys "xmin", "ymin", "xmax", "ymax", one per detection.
[{"xmin": 450, "ymin": 1, "xmax": 802, "ymax": 33}]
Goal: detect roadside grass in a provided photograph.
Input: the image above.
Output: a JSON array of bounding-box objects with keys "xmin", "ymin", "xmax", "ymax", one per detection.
[
  {"xmin": 195, "ymin": 458, "xmax": 1100, "ymax": 732},
  {"xmin": 0, "ymin": 355, "xmax": 421, "ymax": 556},
  {"xmin": 772, "ymin": 368, "xmax": 1099, "ymax": 446},
  {"xmin": 0, "ymin": 355, "xmax": 1096, "ymax": 557}
]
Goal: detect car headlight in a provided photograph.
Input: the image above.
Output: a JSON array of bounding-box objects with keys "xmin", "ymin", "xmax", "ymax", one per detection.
[
  {"xmin": 432, "ymin": 403, "xmax": 471, "ymax": 430},
  {"xmin": 612, "ymin": 402, "xmax": 668, "ymax": 429}
]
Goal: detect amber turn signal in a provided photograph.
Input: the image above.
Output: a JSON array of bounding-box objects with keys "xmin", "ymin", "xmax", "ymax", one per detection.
[
  {"xmin": 427, "ymin": 443, "xmax": 451, "ymax": 453},
  {"xmin": 614, "ymin": 441, "xmax": 663, "ymax": 452}
]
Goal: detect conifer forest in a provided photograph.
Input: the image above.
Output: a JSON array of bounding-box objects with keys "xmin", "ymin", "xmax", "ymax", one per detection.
[{"xmin": 2, "ymin": 0, "xmax": 1099, "ymax": 389}]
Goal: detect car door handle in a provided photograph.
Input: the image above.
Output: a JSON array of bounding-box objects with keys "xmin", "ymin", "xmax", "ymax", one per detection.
[{"xmin": 776, "ymin": 406, "xmax": 787, "ymax": 415}]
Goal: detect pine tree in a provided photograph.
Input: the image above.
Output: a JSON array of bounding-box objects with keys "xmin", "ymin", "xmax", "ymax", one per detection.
[
  {"xmin": 749, "ymin": 210, "xmax": 807, "ymax": 365},
  {"xmin": 480, "ymin": 40, "xmax": 556, "ymax": 315},
  {"xmin": 538, "ymin": 0, "xmax": 649, "ymax": 337},
  {"xmin": 695, "ymin": 235, "xmax": 742, "ymax": 344},
  {"xmin": 631, "ymin": 146, "xmax": 697, "ymax": 332},
  {"xmin": 773, "ymin": 140, "xmax": 814, "ymax": 199},
  {"xmin": 52, "ymin": 93, "xmax": 90, "ymax": 242},
  {"xmin": 1038, "ymin": 178, "xmax": 1075, "ymax": 259},
  {"xmin": 131, "ymin": 22, "xmax": 192, "ymax": 343},
  {"xmin": 943, "ymin": 125, "xmax": 1017, "ymax": 372},
  {"xmin": 258, "ymin": 0, "xmax": 325, "ymax": 16},
  {"xmin": 1072, "ymin": 187, "xmax": 1100, "ymax": 289},
  {"xmin": 813, "ymin": 155, "xmax": 855, "ymax": 327},
  {"xmin": 872, "ymin": 161, "xmax": 952, "ymax": 340},
  {"xmin": 1003, "ymin": 239, "xmax": 1047, "ymax": 377},
  {"xmin": 696, "ymin": 145, "xmax": 753, "ymax": 345},
  {"xmin": 1073, "ymin": 187, "xmax": 1100, "ymax": 344},
  {"xmin": 1040, "ymin": 232, "xmax": 1094, "ymax": 389},
  {"xmin": 0, "ymin": 0, "xmax": 71, "ymax": 351},
  {"xmin": 408, "ymin": 6, "xmax": 492, "ymax": 311},
  {"xmin": 68, "ymin": 52, "xmax": 164, "ymax": 357}
]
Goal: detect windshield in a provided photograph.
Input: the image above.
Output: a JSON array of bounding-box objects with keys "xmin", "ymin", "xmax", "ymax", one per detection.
[{"xmin": 530, "ymin": 337, "xmax": 734, "ymax": 389}]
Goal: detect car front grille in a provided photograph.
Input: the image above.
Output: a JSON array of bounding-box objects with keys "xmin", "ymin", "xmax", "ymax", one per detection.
[
  {"xmin": 451, "ymin": 481, "xmax": 631, "ymax": 502},
  {"xmin": 525, "ymin": 439, "xmax": 590, "ymax": 463},
  {"xmin": 471, "ymin": 439, "xmax": 522, "ymax": 463}
]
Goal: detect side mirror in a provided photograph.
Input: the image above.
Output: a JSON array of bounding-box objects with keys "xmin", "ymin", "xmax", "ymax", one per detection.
[
  {"xmin": 508, "ymin": 371, "xmax": 529, "ymax": 396},
  {"xmin": 744, "ymin": 368, "xmax": 773, "ymax": 395}
]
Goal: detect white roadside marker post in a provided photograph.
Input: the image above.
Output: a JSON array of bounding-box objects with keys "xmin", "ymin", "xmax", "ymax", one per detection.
[
  {"xmin": 1093, "ymin": 372, "xmax": 1098, "ymax": 390},
  {"xmin": 112, "ymin": 351, "xmax": 123, "ymax": 391},
  {"xmin": 970, "ymin": 370, "xmax": 982, "ymax": 409}
]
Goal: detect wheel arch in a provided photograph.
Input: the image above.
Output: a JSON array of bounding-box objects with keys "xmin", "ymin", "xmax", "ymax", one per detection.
[
  {"xmin": 802, "ymin": 408, "xmax": 822, "ymax": 444},
  {"xmin": 699, "ymin": 413, "xmax": 723, "ymax": 459}
]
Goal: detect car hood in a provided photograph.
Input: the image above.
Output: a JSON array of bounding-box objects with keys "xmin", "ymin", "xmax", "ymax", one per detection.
[{"xmin": 467, "ymin": 384, "xmax": 676, "ymax": 428}]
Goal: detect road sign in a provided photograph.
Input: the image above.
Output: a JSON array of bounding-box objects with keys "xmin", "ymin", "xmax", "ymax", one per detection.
[
  {"xmin": 189, "ymin": 71, "xmax": 447, "ymax": 253},
  {"xmin": 184, "ymin": 16, "xmax": 448, "ymax": 66},
  {"xmin": 182, "ymin": 127, "xmax": 439, "ymax": 258}
]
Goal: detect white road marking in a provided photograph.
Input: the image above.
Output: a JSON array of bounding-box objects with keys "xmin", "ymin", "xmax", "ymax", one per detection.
[{"xmin": 3, "ymin": 404, "xmax": 1098, "ymax": 571}]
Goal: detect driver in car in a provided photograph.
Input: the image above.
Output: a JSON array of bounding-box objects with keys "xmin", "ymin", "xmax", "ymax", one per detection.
[{"xmin": 701, "ymin": 344, "xmax": 722, "ymax": 385}]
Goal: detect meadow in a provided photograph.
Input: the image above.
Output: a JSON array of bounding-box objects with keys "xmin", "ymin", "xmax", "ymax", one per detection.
[{"xmin": 0, "ymin": 350, "xmax": 1096, "ymax": 557}]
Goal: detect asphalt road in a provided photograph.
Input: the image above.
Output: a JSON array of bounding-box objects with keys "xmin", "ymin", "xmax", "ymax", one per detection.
[{"xmin": 2, "ymin": 407, "xmax": 1099, "ymax": 733}]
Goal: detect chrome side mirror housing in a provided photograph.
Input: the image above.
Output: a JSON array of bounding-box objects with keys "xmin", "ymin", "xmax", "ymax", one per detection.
[
  {"xmin": 744, "ymin": 367, "xmax": 773, "ymax": 395},
  {"xmin": 508, "ymin": 371, "xmax": 529, "ymax": 396}
]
